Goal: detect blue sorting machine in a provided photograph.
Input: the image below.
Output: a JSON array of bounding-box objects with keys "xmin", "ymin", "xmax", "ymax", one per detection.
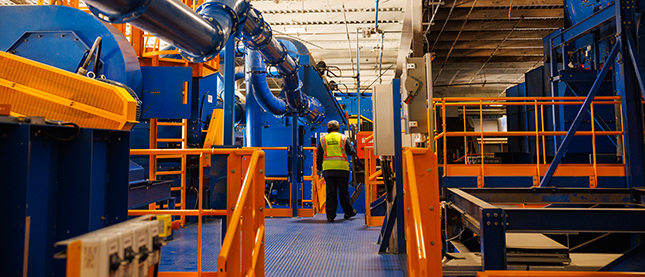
[
  {"xmin": 0, "ymin": 0, "xmax": 363, "ymax": 275},
  {"xmin": 441, "ymin": 0, "xmax": 645, "ymax": 272}
]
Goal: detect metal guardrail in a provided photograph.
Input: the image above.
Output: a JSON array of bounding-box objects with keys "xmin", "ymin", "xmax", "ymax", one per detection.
[
  {"xmin": 478, "ymin": 271, "xmax": 645, "ymax": 277},
  {"xmin": 129, "ymin": 148, "xmax": 266, "ymax": 277},
  {"xmin": 402, "ymin": 148, "xmax": 442, "ymax": 277},
  {"xmin": 261, "ymin": 147, "xmax": 324, "ymax": 217},
  {"xmin": 432, "ymin": 96, "xmax": 626, "ymax": 188}
]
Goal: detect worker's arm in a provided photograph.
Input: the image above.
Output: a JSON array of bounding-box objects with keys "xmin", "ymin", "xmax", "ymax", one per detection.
[
  {"xmin": 345, "ymin": 136, "xmax": 356, "ymax": 157},
  {"xmin": 316, "ymin": 140, "xmax": 324, "ymax": 172}
]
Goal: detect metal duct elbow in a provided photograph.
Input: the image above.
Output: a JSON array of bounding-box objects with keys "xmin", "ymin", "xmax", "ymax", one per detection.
[
  {"xmin": 246, "ymin": 49, "xmax": 287, "ymax": 116},
  {"xmin": 84, "ymin": 0, "xmax": 250, "ymax": 62},
  {"xmin": 240, "ymin": 8, "xmax": 324, "ymax": 123}
]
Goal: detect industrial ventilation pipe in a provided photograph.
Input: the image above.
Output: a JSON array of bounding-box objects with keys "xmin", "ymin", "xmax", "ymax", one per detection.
[{"xmin": 84, "ymin": 0, "xmax": 325, "ymax": 123}]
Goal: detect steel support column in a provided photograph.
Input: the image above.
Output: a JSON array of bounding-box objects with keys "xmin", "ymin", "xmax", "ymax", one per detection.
[
  {"xmin": 540, "ymin": 42, "xmax": 620, "ymax": 187},
  {"xmin": 290, "ymin": 113, "xmax": 299, "ymax": 217},
  {"xmin": 223, "ymin": 37, "xmax": 235, "ymax": 145},
  {"xmin": 393, "ymin": 78, "xmax": 406, "ymax": 253},
  {"xmin": 616, "ymin": 0, "xmax": 645, "ymax": 189}
]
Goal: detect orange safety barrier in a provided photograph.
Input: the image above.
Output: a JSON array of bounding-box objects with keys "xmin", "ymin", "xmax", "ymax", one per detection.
[
  {"xmin": 432, "ymin": 96, "xmax": 626, "ymax": 188},
  {"xmin": 402, "ymin": 148, "xmax": 442, "ymax": 277},
  {"xmin": 260, "ymin": 147, "xmax": 323, "ymax": 217},
  {"xmin": 478, "ymin": 271, "xmax": 645, "ymax": 277},
  {"xmin": 129, "ymin": 148, "xmax": 265, "ymax": 277},
  {"xmin": 364, "ymin": 147, "xmax": 385, "ymax": 227}
]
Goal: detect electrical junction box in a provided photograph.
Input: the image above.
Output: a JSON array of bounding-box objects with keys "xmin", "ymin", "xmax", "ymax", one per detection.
[
  {"xmin": 372, "ymin": 84, "xmax": 395, "ymax": 156},
  {"xmin": 402, "ymin": 54, "xmax": 433, "ymax": 135},
  {"xmin": 56, "ymin": 216, "xmax": 164, "ymax": 277}
]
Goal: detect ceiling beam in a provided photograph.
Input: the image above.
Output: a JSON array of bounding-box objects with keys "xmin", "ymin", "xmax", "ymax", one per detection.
[
  {"xmin": 435, "ymin": 61, "xmax": 540, "ymax": 69},
  {"xmin": 259, "ymin": 7, "xmax": 404, "ymax": 14},
  {"xmin": 436, "ymin": 56, "xmax": 544, "ymax": 63},
  {"xmin": 269, "ymin": 20, "xmax": 401, "ymax": 26},
  {"xmin": 432, "ymin": 7, "xmax": 563, "ymax": 21},
  {"xmin": 429, "ymin": 19, "xmax": 563, "ymax": 32},
  {"xmin": 432, "ymin": 40, "xmax": 543, "ymax": 49},
  {"xmin": 441, "ymin": 0, "xmax": 563, "ymax": 8},
  {"xmin": 434, "ymin": 48, "xmax": 543, "ymax": 57},
  {"xmin": 426, "ymin": 30, "xmax": 552, "ymax": 41}
]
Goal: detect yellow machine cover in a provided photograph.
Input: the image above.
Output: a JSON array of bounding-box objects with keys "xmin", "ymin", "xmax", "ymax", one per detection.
[{"xmin": 0, "ymin": 51, "xmax": 139, "ymax": 130}]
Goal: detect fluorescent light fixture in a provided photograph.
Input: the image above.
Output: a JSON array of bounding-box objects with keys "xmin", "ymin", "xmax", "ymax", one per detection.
[{"xmin": 284, "ymin": 27, "xmax": 306, "ymax": 34}]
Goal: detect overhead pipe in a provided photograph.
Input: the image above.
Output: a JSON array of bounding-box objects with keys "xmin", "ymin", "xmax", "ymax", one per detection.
[
  {"xmin": 86, "ymin": 0, "xmax": 324, "ymax": 123},
  {"xmin": 84, "ymin": 0, "xmax": 250, "ymax": 62},
  {"xmin": 245, "ymin": 49, "xmax": 287, "ymax": 116},
  {"xmin": 239, "ymin": 8, "xmax": 324, "ymax": 123}
]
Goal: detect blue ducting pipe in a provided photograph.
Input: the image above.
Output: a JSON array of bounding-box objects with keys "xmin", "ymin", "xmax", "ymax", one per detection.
[
  {"xmin": 246, "ymin": 49, "xmax": 287, "ymax": 116},
  {"xmin": 84, "ymin": 0, "xmax": 249, "ymax": 62},
  {"xmin": 86, "ymin": 0, "xmax": 324, "ymax": 123},
  {"xmin": 240, "ymin": 8, "xmax": 324, "ymax": 123}
]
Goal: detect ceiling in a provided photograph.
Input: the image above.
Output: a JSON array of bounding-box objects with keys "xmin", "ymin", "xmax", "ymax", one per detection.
[
  {"xmin": 424, "ymin": 0, "xmax": 564, "ymax": 97},
  {"xmin": 252, "ymin": 0, "xmax": 406, "ymax": 94},
  {"xmin": 1, "ymin": 0, "xmax": 564, "ymax": 97}
]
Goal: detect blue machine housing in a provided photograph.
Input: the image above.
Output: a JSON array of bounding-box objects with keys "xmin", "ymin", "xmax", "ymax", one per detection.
[
  {"xmin": 0, "ymin": 6, "xmax": 142, "ymax": 94},
  {"xmin": 0, "ymin": 122, "xmax": 130, "ymax": 276}
]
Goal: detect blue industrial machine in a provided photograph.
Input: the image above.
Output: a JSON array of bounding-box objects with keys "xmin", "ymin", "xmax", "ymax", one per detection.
[
  {"xmin": 0, "ymin": 0, "xmax": 360, "ymax": 274},
  {"xmin": 440, "ymin": 0, "xmax": 645, "ymax": 272}
]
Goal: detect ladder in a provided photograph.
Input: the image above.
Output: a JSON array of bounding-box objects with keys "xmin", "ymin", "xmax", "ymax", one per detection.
[{"xmin": 149, "ymin": 118, "xmax": 188, "ymax": 226}]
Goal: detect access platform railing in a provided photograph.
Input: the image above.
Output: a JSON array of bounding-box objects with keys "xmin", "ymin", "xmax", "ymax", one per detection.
[
  {"xmin": 432, "ymin": 96, "xmax": 626, "ymax": 187},
  {"xmin": 129, "ymin": 148, "xmax": 265, "ymax": 277}
]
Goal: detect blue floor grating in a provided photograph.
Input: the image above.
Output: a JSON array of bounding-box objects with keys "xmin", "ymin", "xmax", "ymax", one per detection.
[{"xmin": 159, "ymin": 214, "xmax": 408, "ymax": 276}]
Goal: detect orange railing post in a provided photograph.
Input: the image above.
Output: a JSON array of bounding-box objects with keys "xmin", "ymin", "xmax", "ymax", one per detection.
[
  {"xmin": 442, "ymin": 99, "xmax": 447, "ymax": 176},
  {"xmin": 590, "ymin": 103, "xmax": 598, "ymax": 188},
  {"xmin": 430, "ymin": 96, "xmax": 625, "ymax": 185},
  {"xmin": 128, "ymin": 148, "xmax": 265, "ymax": 276},
  {"xmin": 218, "ymin": 149, "xmax": 265, "ymax": 277},
  {"xmin": 402, "ymin": 148, "xmax": 442, "ymax": 277},
  {"xmin": 479, "ymin": 100, "xmax": 484, "ymax": 187}
]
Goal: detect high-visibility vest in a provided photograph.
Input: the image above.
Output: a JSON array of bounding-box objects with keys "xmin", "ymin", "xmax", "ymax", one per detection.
[{"xmin": 321, "ymin": 132, "xmax": 350, "ymax": 171}]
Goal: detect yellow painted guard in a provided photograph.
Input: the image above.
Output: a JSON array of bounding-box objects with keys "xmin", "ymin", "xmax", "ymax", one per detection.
[{"xmin": 0, "ymin": 52, "xmax": 138, "ymax": 130}]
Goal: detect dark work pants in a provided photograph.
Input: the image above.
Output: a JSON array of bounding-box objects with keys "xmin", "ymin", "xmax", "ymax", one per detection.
[{"xmin": 324, "ymin": 175, "xmax": 353, "ymax": 219}]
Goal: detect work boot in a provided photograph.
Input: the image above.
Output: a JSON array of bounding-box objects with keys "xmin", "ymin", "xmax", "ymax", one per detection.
[
  {"xmin": 327, "ymin": 218, "xmax": 335, "ymax": 223},
  {"xmin": 344, "ymin": 209, "xmax": 357, "ymax": 220}
]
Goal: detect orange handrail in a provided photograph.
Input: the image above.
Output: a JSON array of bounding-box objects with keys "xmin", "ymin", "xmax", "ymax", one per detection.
[
  {"xmin": 404, "ymin": 151, "xmax": 427, "ymax": 261},
  {"xmin": 218, "ymin": 150, "xmax": 265, "ymax": 277},
  {"xmin": 402, "ymin": 148, "xmax": 442, "ymax": 276},
  {"xmin": 259, "ymin": 147, "xmax": 320, "ymax": 216},
  {"xmin": 478, "ymin": 271, "xmax": 645, "ymax": 277},
  {"xmin": 432, "ymin": 96, "xmax": 625, "ymax": 188}
]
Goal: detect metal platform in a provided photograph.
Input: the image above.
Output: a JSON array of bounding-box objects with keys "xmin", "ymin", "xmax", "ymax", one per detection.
[{"xmin": 159, "ymin": 214, "xmax": 408, "ymax": 276}]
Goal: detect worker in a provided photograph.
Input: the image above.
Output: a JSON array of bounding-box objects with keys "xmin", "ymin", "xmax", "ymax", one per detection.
[{"xmin": 317, "ymin": 120, "xmax": 357, "ymax": 222}]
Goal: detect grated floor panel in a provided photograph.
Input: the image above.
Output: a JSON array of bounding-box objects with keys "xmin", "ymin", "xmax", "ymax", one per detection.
[{"xmin": 159, "ymin": 214, "xmax": 407, "ymax": 276}]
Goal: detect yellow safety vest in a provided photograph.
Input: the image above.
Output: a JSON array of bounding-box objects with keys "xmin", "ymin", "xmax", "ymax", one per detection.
[{"xmin": 321, "ymin": 132, "xmax": 349, "ymax": 171}]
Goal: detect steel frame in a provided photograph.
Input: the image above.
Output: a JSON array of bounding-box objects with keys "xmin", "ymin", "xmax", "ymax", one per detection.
[
  {"xmin": 540, "ymin": 0, "xmax": 645, "ymax": 188},
  {"xmin": 445, "ymin": 187, "xmax": 645, "ymax": 270}
]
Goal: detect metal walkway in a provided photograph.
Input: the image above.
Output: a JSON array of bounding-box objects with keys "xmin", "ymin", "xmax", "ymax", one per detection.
[{"xmin": 159, "ymin": 214, "xmax": 408, "ymax": 276}]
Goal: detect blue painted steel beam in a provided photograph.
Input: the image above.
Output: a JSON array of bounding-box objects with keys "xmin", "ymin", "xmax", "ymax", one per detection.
[
  {"xmin": 504, "ymin": 208, "xmax": 645, "ymax": 232},
  {"xmin": 615, "ymin": 0, "xmax": 645, "ymax": 189},
  {"xmin": 392, "ymin": 79, "xmax": 406, "ymax": 253},
  {"xmin": 551, "ymin": 3, "xmax": 616, "ymax": 49},
  {"xmin": 539, "ymin": 41, "xmax": 620, "ymax": 187},
  {"xmin": 480, "ymin": 207, "xmax": 506, "ymax": 270},
  {"xmin": 378, "ymin": 197, "xmax": 398, "ymax": 253},
  {"xmin": 223, "ymin": 37, "xmax": 235, "ymax": 145},
  {"xmin": 460, "ymin": 188, "xmax": 634, "ymax": 204},
  {"xmin": 290, "ymin": 114, "xmax": 299, "ymax": 217},
  {"xmin": 626, "ymin": 31, "xmax": 645, "ymax": 102},
  {"xmin": 563, "ymin": 82, "xmax": 617, "ymax": 147}
]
